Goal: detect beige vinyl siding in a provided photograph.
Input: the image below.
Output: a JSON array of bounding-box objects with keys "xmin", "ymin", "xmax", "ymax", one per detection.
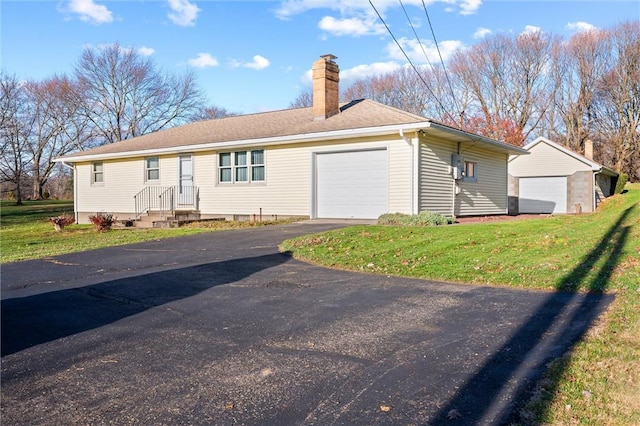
[
  {"xmin": 73, "ymin": 135, "xmax": 413, "ymax": 221},
  {"xmin": 75, "ymin": 155, "xmax": 183, "ymax": 222},
  {"xmin": 418, "ymin": 138, "xmax": 455, "ymax": 216},
  {"xmin": 509, "ymin": 142, "xmax": 590, "ymax": 177},
  {"xmin": 198, "ymin": 135, "xmax": 411, "ymax": 218},
  {"xmin": 159, "ymin": 155, "xmax": 179, "ymax": 187},
  {"xmin": 75, "ymin": 159, "xmax": 147, "ymax": 221},
  {"xmin": 456, "ymin": 146, "xmax": 508, "ymax": 216},
  {"xmin": 387, "ymin": 137, "xmax": 412, "ymax": 214},
  {"xmin": 197, "ymin": 145, "xmax": 310, "ymax": 217}
]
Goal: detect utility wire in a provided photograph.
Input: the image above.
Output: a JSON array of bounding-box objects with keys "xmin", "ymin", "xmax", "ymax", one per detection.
[
  {"xmin": 369, "ymin": 0, "xmax": 450, "ymax": 116},
  {"xmin": 420, "ymin": 0, "xmax": 463, "ymax": 124},
  {"xmin": 398, "ymin": 0, "xmax": 437, "ymax": 77}
]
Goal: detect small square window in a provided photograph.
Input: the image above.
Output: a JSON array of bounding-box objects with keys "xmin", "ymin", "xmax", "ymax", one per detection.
[
  {"xmin": 235, "ymin": 151, "xmax": 248, "ymax": 182},
  {"xmin": 219, "ymin": 153, "xmax": 232, "ymax": 182},
  {"xmin": 145, "ymin": 157, "xmax": 159, "ymax": 181},
  {"xmin": 464, "ymin": 161, "xmax": 477, "ymax": 182},
  {"xmin": 92, "ymin": 162, "xmax": 103, "ymax": 184},
  {"xmin": 251, "ymin": 150, "xmax": 265, "ymax": 182}
]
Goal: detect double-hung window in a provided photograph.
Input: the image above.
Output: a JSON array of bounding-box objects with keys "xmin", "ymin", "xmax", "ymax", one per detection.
[
  {"xmin": 92, "ymin": 162, "xmax": 104, "ymax": 185},
  {"xmin": 219, "ymin": 150, "xmax": 265, "ymax": 183},
  {"xmin": 145, "ymin": 157, "xmax": 159, "ymax": 181},
  {"xmin": 463, "ymin": 161, "xmax": 477, "ymax": 182},
  {"xmin": 251, "ymin": 150, "xmax": 265, "ymax": 181}
]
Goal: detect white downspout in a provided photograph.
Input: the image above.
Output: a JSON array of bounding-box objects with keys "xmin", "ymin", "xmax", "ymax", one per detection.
[
  {"xmin": 399, "ymin": 129, "xmax": 415, "ymax": 214},
  {"xmin": 61, "ymin": 161, "xmax": 78, "ymax": 223}
]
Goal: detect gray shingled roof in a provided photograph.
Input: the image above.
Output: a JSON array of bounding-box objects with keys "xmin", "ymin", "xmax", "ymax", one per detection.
[{"xmin": 59, "ymin": 99, "xmax": 429, "ymax": 160}]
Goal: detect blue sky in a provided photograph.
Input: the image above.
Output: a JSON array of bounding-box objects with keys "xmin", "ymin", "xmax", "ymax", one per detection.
[{"xmin": 2, "ymin": 0, "xmax": 639, "ymax": 114}]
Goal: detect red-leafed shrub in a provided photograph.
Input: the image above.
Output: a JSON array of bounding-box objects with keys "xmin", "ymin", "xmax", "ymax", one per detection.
[
  {"xmin": 88, "ymin": 213, "xmax": 116, "ymax": 232},
  {"xmin": 48, "ymin": 214, "xmax": 75, "ymax": 232}
]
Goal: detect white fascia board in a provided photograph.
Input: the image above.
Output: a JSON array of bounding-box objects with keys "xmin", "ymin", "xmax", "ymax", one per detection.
[
  {"xmin": 53, "ymin": 123, "xmax": 430, "ymax": 163},
  {"xmin": 427, "ymin": 122, "xmax": 530, "ymax": 155}
]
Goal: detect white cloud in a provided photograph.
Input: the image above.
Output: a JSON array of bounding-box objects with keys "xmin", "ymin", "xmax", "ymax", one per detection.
[
  {"xmin": 522, "ymin": 25, "xmax": 542, "ymax": 35},
  {"xmin": 66, "ymin": 0, "xmax": 113, "ymax": 24},
  {"xmin": 341, "ymin": 61, "xmax": 402, "ymax": 82},
  {"xmin": 234, "ymin": 55, "xmax": 271, "ymax": 70},
  {"xmin": 167, "ymin": 0, "xmax": 201, "ymax": 27},
  {"xmin": 300, "ymin": 60, "xmax": 401, "ymax": 86},
  {"xmin": 275, "ymin": 0, "xmax": 482, "ymax": 22},
  {"xmin": 188, "ymin": 53, "xmax": 219, "ymax": 68},
  {"xmin": 473, "ymin": 27, "xmax": 492, "ymax": 39},
  {"xmin": 567, "ymin": 21, "xmax": 597, "ymax": 33},
  {"xmin": 459, "ymin": 0, "xmax": 482, "ymax": 15},
  {"xmin": 318, "ymin": 16, "xmax": 386, "ymax": 37},
  {"xmin": 138, "ymin": 46, "xmax": 155, "ymax": 56},
  {"xmin": 275, "ymin": 0, "xmax": 347, "ymax": 20},
  {"xmin": 386, "ymin": 37, "xmax": 463, "ymax": 64}
]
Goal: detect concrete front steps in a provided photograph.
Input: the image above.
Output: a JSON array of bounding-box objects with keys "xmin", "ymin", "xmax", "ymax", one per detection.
[{"xmin": 119, "ymin": 210, "xmax": 212, "ymax": 229}]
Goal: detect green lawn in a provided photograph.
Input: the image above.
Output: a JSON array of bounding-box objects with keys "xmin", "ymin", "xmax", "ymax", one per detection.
[
  {"xmin": 0, "ymin": 200, "xmax": 298, "ymax": 263},
  {"xmin": 281, "ymin": 185, "xmax": 640, "ymax": 425},
  {"xmin": 2, "ymin": 188, "xmax": 638, "ymax": 424}
]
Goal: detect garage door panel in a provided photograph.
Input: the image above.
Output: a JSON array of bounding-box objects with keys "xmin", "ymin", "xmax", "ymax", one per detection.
[
  {"xmin": 519, "ymin": 177, "xmax": 567, "ymax": 214},
  {"xmin": 316, "ymin": 150, "xmax": 388, "ymax": 219}
]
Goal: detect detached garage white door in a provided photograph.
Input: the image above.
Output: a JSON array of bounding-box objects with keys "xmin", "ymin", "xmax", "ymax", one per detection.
[
  {"xmin": 315, "ymin": 149, "xmax": 388, "ymax": 219},
  {"xmin": 519, "ymin": 177, "xmax": 567, "ymax": 214}
]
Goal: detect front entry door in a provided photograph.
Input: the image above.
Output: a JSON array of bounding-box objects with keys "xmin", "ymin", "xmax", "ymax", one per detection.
[{"xmin": 178, "ymin": 155, "xmax": 194, "ymax": 207}]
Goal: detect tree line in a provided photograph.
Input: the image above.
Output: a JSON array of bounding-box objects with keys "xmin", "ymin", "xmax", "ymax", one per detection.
[
  {"xmin": 2, "ymin": 21, "xmax": 638, "ymax": 204},
  {"xmin": 339, "ymin": 21, "xmax": 639, "ymax": 181}
]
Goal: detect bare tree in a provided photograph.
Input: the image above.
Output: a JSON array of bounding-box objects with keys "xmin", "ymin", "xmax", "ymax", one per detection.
[
  {"xmin": 449, "ymin": 32, "xmax": 557, "ymax": 141},
  {"xmin": 75, "ymin": 43, "xmax": 204, "ymax": 144},
  {"xmin": 24, "ymin": 75, "xmax": 93, "ymax": 199},
  {"xmin": 342, "ymin": 67, "xmax": 441, "ymax": 117},
  {"xmin": 289, "ymin": 89, "xmax": 313, "ymax": 109},
  {"xmin": 191, "ymin": 105, "xmax": 237, "ymax": 121},
  {"xmin": 593, "ymin": 21, "xmax": 640, "ymax": 180},
  {"xmin": 1, "ymin": 73, "xmax": 31, "ymax": 204},
  {"xmin": 551, "ymin": 29, "xmax": 611, "ymax": 153}
]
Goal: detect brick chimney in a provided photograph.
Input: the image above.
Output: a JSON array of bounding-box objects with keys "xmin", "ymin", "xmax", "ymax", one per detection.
[
  {"xmin": 312, "ymin": 54, "xmax": 340, "ymax": 120},
  {"xmin": 584, "ymin": 139, "xmax": 594, "ymax": 160}
]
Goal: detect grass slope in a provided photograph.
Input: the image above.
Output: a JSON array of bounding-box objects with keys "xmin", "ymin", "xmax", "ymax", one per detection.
[
  {"xmin": 281, "ymin": 185, "xmax": 640, "ymax": 425},
  {"xmin": 0, "ymin": 200, "xmax": 299, "ymax": 263}
]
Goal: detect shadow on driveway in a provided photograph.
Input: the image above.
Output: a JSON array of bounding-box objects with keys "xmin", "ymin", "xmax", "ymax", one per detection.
[
  {"xmin": 1, "ymin": 252, "xmax": 291, "ymax": 357},
  {"xmin": 429, "ymin": 204, "xmax": 633, "ymax": 424},
  {"xmin": 0, "ymin": 209, "xmax": 631, "ymax": 424}
]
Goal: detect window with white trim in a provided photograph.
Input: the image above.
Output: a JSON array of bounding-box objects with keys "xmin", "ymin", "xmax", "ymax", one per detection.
[
  {"xmin": 145, "ymin": 156, "xmax": 159, "ymax": 181},
  {"xmin": 219, "ymin": 150, "xmax": 265, "ymax": 183},
  {"xmin": 92, "ymin": 162, "xmax": 104, "ymax": 184},
  {"xmin": 464, "ymin": 161, "xmax": 477, "ymax": 182}
]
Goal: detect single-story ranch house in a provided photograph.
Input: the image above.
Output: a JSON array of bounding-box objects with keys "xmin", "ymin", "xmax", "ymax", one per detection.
[
  {"xmin": 508, "ymin": 137, "xmax": 618, "ymax": 215},
  {"xmin": 55, "ymin": 55, "xmax": 528, "ymax": 225}
]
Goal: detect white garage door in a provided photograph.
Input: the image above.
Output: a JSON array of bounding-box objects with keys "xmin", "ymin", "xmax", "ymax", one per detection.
[
  {"xmin": 316, "ymin": 149, "xmax": 388, "ymax": 219},
  {"xmin": 519, "ymin": 177, "xmax": 567, "ymax": 214}
]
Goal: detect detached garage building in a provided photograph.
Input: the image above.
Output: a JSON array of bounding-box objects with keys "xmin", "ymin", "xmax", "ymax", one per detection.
[
  {"xmin": 508, "ymin": 137, "xmax": 618, "ymax": 215},
  {"xmin": 55, "ymin": 55, "xmax": 527, "ymax": 224}
]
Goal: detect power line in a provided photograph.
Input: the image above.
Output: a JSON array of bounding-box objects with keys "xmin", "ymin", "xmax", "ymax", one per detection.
[
  {"xmin": 368, "ymin": 0, "xmax": 450, "ymax": 116},
  {"xmin": 420, "ymin": 0, "xmax": 463, "ymax": 124},
  {"xmin": 398, "ymin": 0, "xmax": 437, "ymax": 77}
]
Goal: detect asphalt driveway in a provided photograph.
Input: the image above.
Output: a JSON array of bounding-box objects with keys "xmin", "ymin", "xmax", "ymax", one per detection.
[{"xmin": 1, "ymin": 221, "xmax": 612, "ymax": 425}]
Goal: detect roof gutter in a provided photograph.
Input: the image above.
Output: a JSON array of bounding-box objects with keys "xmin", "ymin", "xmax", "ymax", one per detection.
[
  {"xmin": 54, "ymin": 121, "xmax": 528, "ymax": 164},
  {"xmin": 60, "ymin": 161, "xmax": 75, "ymax": 170},
  {"xmin": 54, "ymin": 123, "xmax": 431, "ymax": 163},
  {"xmin": 425, "ymin": 122, "xmax": 530, "ymax": 155}
]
